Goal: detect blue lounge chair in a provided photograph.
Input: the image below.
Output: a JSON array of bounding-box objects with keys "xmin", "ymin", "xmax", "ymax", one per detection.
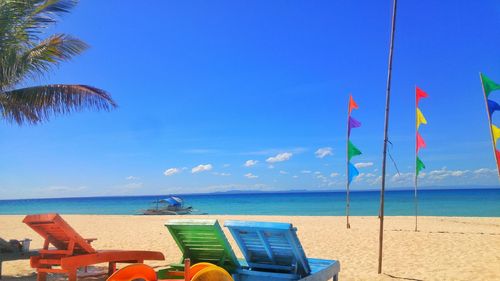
[{"xmin": 224, "ymin": 220, "xmax": 340, "ymax": 281}]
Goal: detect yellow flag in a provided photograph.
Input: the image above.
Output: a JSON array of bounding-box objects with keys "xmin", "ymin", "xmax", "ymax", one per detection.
[
  {"xmin": 416, "ymin": 108, "xmax": 427, "ymax": 129},
  {"xmin": 493, "ymin": 125, "xmax": 500, "ymax": 146}
]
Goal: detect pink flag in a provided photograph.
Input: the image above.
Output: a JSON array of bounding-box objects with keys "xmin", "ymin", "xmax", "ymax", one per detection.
[{"xmin": 416, "ymin": 131, "xmax": 426, "ymax": 152}]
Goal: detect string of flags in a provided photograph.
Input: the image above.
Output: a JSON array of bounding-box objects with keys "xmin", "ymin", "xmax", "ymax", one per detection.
[
  {"xmin": 416, "ymin": 87, "xmax": 428, "ymax": 176},
  {"xmin": 348, "ymin": 95, "xmax": 361, "ymax": 184},
  {"xmin": 480, "ymin": 73, "xmax": 500, "ymax": 178}
]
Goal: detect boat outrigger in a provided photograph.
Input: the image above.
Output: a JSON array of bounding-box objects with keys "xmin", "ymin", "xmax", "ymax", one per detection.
[{"xmin": 140, "ymin": 196, "xmax": 193, "ymax": 215}]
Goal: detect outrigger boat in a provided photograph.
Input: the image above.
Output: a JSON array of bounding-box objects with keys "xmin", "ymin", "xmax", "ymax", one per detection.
[{"xmin": 140, "ymin": 196, "xmax": 193, "ymax": 215}]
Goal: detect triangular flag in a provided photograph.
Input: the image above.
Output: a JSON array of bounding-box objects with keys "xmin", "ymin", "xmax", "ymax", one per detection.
[
  {"xmin": 416, "ymin": 86, "xmax": 428, "ymax": 106},
  {"xmin": 496, "ymin": 150, "xmax": 500, "ymax": 173},
  {"xmin": 488, "ymin": 99, "xmax": 500, "ymax": 117},
  {"xmin": 416, "ymin": 131, "xmax": 426, "ymax": 152},
  {"xmin": 492, "ymin": 125, "xmax": 500, "ymax": 146},
  {"xmin": 348, "ymin": 95, "xmax": 359, "ymax": 114},
  {"xmin": 348, "ymin": 116, "xmax": 361, "ymax": 136},
  {"xmin": 348, "ymin": 162, "xmax": 359, "ymax": 184},
  {"xmin": 416, "ymin": 157, "xmax": 425, "ymax": 176},
  {"xmin": 348, "ymin": 140, "xmax": 362, "ymax": 160},
  {"xmin": 416, "ymin": 108, "xmax": 427, "ymax": 129},
  {"xmin": 481, "ymin": 73, "xmax": 500, "ymax": 97}
]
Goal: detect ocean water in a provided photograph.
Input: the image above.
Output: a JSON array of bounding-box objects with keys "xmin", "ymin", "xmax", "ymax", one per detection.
[{"xmin": 0, "ymin": 189, "xmax": 499, "ymax": 217}]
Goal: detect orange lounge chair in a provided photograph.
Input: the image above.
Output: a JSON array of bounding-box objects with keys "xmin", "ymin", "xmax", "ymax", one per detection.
[{"xmin": 23, "ymin": 213, "xmax": 165, "ymax": 281}]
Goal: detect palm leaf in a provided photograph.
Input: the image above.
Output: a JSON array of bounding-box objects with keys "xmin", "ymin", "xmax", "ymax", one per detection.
[
  {"xmin": 0, "ymin": 84, "xmax": 117, "ymax": 125},
  {"xmin": 0, "ymin": 0, "xmax": 77, "ymax": 49},
  {"xmin": 1, "ymin": 34, "xmax": 87, "ymax": 90}
]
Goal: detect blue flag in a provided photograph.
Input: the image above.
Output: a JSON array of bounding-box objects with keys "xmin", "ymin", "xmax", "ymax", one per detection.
[
  {"xmin": 488, "ymin": 99, "xmax": 500, "ymax": 117},
  {"xmin": 348, "ymin": 162, "xmax": 359, "ymax": 184}
]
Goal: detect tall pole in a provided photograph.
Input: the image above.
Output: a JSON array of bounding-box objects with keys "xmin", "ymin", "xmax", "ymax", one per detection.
[
  {"xmin": 378, "ymin": 0, "xmax": 398, "ymax": 274},
  {"xmin": 414, "ymin": 87, "xmax": 419, "ymax": 232},
  {"xmin": 479, "ymin": 73, "xmax": 500, "ymax": 180},
  {"xmin": 414, "ymin": 163, "xmax": 418, "ymax": 232},
  {"xmin": 346, "ymin": 98, "xmax": 351, "ymax": 229}
]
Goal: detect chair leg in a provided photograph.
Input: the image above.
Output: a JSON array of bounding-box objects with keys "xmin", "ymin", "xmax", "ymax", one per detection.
[
  {"xmin": 0, "ymin": 261, "xmax": 3, "ymax": 280},
  {"xmin": 108, "ymin": 262, "xmax": 116, "ymax": 276},
  {"xmin": 67, "ymin": 270, "xmax": 77, "ymax": 281},
  {"xmin": 37, "ymin": 271, "xmax": 47, "ymax": 281},
  {"xmin": 333, "ymin": 274, "xmax": 338, "ymax": 281}
]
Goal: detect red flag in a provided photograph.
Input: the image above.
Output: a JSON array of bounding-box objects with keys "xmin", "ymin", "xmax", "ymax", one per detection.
[
  {"xmin": 496, "ymin": 150, "xmax": 500, "ymax": 173},
  {"xmin": 349, "ymin": 95, "xmax": 359, "ymax": 114},
  {"xmin": 416, "ymin": 131, "xmax": 426, "ymax": 152},
  {"xmin": 416, "ymin": 86, "xmax": 428, "ymax": 106}
]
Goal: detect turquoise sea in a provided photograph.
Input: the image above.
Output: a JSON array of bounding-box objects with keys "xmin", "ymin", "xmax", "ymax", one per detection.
[{"xmin": 0, "ymin": 189, "xmax": 499, "ymax": 217}]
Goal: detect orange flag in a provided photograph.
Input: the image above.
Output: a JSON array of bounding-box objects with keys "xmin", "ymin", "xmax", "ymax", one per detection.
[{"xmin": 348, "ymin": 95, "xmax": 359, "ymax": 114}]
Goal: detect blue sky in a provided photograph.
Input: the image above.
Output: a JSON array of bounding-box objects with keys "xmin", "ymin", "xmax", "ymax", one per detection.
[{"xmin": 1, "ymin": 0, "xmax": 500, "ymax": 199}]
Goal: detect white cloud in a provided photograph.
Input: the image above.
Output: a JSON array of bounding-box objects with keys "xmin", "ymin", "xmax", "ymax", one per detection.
[
  {"xmin": 266, "ymin": 152, "xmax": 293, "ymax": 163},
  {"xmin": 301, "ymin": 170, "xmax": 312, "ymax": 174},
  {"xmin": 191, "ymin": 164, "xmax": 213, "ymax": 174},
  {"xmin": 473, "ymin": 168, "xmax": 496, "ymax": 174},
  {"xmin": 244, "ymin": 160, "xmax": 258, "ymax": 167},
  {"xmin": 279, "ymin": 170, "xmax": 288, "ymax": 175},
  {"xmin": 268, "ymin": 165, "xmax": 275, "ymax": 169},
  {"xmin": 213, "ymin": 172, "xmax": 231, "ymax": 176},
  {"xmin": 164, "ymin": 168, "xmax": 181, "ymax": 176},
  {"xmin": 293, "ymin": 175, "xmax": 299, "ymax": 178},
  {"xmin": 330, "ymin": 172, "xmax": 340, "ymax": 178},
  {"xmin": 315, "ymin": 147, "xmax": 333, "ymax": 158},
  {"xmin": 389, "ymin": 172, "xmax": 414, "ymax": 185},
  {"xmin": 125, "ymin": 176, "xmax": 139, "ymax": 180},
  {"xmin": 245, "ymin": 173, "xmax": 258, "ymax": 179},
  {"xmin": 355, "ymin": 162, "xmax": 374, "ymax": 168}
]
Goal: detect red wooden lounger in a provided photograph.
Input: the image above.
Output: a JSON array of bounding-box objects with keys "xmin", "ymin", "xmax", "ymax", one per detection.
[{"xmin": 23, "ymin": 213, "xmax": 164, "ymax": 281}]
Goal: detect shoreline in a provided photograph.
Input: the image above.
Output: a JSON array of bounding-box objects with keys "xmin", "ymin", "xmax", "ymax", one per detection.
[{"xmin": 1, "ymin": 215, "xmax": 499, "ymax": 280}]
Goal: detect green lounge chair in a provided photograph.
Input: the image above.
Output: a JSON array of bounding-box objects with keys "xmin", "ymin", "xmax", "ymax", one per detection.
[
  {"xmin": 158, "ymin": 219, "xmax": 239, "ymax": 279},
  {"xmin": 0, "ymin": 238, "xmax": 38, "ymax": 279}
]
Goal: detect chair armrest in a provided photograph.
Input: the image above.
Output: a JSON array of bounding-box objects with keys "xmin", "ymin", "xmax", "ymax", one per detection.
[{"xmin": 85, "ymin": 238, "xmax": 97, "ymax": 244}]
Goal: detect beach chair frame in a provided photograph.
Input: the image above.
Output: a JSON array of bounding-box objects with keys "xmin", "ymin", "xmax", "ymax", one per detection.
[
  {"xmin": 163, "ymin": 219, "xmax": 239, "ymax": 274},
  {"xmin": 23, "ymin": 213, "xmax": 164, "ymax": 281},
  {"xmin": 224, "ymin": 220, "xmax": 340, "ymax": 281}
]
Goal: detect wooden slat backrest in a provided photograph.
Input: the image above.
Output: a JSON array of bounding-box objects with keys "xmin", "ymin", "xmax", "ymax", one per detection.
[
  {"xmin": 224, "ymin": 220, "xmax": 311, "ymax": 277},
  {"xmin": 165, "ymin": 219, "xmax": 239, "ymax": 273},
  {"xmin": 23, "ymin": 214, "xmax": 95, "ymax": 254}
]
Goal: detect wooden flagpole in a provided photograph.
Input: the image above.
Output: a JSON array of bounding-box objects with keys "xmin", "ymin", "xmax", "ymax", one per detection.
[
  {"xmin": 346, "ymin": 96, "xmax": 351, "ymax": 229},
  {"xmin": 378, "ymin": 0, "xmax": 398, "ymax": 274},
  {"xmin": 414, "ymin": 154, "xmax": 419, "ymax": 232},
  {"xmin": 479, "ymin": 72, "xmax": 500, "ymax": 181}
]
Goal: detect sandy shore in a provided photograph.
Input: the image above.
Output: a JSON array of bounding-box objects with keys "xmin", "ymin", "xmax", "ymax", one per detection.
[{"xmin": 1, "ymin": 215, "xmax": 499, "ymax": 281}]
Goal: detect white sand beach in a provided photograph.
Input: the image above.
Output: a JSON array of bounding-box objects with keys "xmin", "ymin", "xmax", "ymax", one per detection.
[{"xmin": 1, "ymin": 215, "xmax": 499, "ymax": 281}]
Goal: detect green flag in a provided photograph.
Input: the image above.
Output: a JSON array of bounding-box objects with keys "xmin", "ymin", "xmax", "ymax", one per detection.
[
  {"xmin": 416, "ymin": 157, "xmax": 425, "ymax": 176},
  {"xmin": 481, "ymin": 73, "xmax": 500, "ymax": 96},
  {"xmin": 348, "ymin": 140, "xmax": 362, "ymax": 160}
]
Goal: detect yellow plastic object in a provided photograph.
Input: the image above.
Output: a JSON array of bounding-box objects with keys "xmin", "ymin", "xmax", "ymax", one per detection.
[
  {"xmin": 106, "ymin": 263, "xmax": 157, "ymax": 281},
  {"xmin": 190, "ymin": 266, "xmax": 233, "ymax": 281},
  {"xmin": 187, "ymin": 263, "xmax": 213, "ymax": 280}
]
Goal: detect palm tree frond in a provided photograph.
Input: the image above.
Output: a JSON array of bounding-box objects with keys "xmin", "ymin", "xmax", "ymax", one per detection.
[
  {"xmin": 0, "ymin": 34, "xmax": 88, "ymax": 89},
  {"xmin": 0, "ymin": 0, "xmax": 77, "ymax": 48},
  {"xmin": 25, "ymin": 34, "xmax": 88, "ymax": 76},
  {"xmin": 0, "ymin": 84, "xmax": 117, "ymax": 125}
]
